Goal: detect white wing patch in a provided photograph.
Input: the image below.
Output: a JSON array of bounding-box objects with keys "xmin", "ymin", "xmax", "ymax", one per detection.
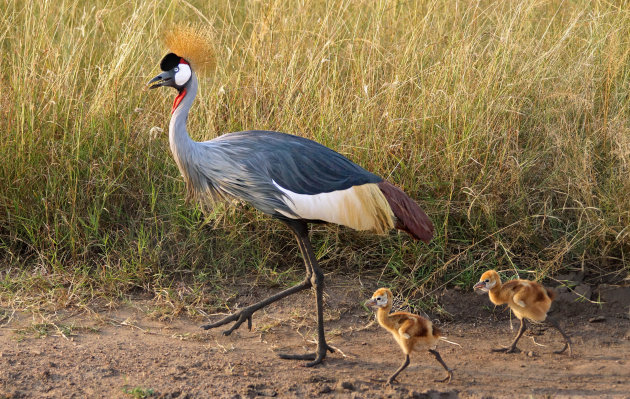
[{"xmin": 272, "ymin": 181, "xmax": 394, "ymax": 233}]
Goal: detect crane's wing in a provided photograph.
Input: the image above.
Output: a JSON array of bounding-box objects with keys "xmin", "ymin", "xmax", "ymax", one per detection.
[
  {"xmin": 193, "ymin": 130, "xmax": 383, "ymax": 221},
  {"xmin": 190, "ymin": 130, "xmax": 431, "ymax": 240},
  {"xmin": 228, "ymin": 130, "xmax": 382, "ymax": 195}
]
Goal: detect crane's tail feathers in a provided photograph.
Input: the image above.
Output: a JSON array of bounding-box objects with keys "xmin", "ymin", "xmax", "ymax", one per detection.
[{"xmin": 378, "ymin": 181, "xmax": 434, "ymax": 243}]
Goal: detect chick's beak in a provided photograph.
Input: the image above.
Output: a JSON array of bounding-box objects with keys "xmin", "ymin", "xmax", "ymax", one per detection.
[
  {"xmin": 473, "ymin": 281, "xmax": 485, "ymax": 291},
  {"xmin": 365, "ymin": 298, "xmax": 377, "ymax": 308}
]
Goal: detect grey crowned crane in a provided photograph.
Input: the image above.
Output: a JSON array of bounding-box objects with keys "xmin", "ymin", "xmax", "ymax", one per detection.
[{"xmin": 147, "ymin": 27, "xmax": 434, "ymax": 366}]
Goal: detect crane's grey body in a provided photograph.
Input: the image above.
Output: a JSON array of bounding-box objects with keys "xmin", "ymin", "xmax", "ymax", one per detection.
[{"xmin": 170, "ymin": 73, "xmax": 382, "ymax": 219}]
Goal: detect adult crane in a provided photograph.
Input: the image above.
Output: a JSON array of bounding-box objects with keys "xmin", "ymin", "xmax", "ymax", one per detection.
[{"xmin": 147, "ymin": 27, "xmax": 434, "ymax": 366}]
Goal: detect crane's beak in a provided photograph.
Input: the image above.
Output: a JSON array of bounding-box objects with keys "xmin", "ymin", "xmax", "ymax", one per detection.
[
  {"xmin": 147, "ymin": 71, "xmax": 172, "ymax": 90},
  {"xmin": 365, "ymin": 298, "xmax": 377, "ymax": 308}
]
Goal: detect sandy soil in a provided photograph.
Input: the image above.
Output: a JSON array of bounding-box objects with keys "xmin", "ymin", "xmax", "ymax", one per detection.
[{"xmin": 1, "ymin": 278, "xmax": 629, "ymax": 399}]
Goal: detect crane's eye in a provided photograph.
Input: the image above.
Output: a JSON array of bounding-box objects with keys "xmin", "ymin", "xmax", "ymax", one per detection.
[
  {"xmin": 174, "ymin": 67, "xmax": 180, "ymax": 72},
  {"xmin": 484, "ymin": 279, "xmax": 490, "ymax": 283}
]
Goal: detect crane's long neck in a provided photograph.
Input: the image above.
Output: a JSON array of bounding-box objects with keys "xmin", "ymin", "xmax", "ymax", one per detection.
[{"xmin": 169, "ymin": 72, "xmax": 198, "ymax": 182}]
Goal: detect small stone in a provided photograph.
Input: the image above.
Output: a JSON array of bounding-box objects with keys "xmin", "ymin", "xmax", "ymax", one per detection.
[
  {"xmin": 319, "ymin": 385, "xmax": 333, "ymax": 394},
  {"xmin": 556, "ymin": 271, "xmax": 584, "ymax": 284},
  {"xmin": 527, "ymin": 351, "xmax": 535, "ymax": 357},
  {"xmin": 339, "ymin": 381, "xmax": 356, "ymax": 391},
  {"xmin": 597, "ymin": 285, "xmax": 630, "ymax": 307}
]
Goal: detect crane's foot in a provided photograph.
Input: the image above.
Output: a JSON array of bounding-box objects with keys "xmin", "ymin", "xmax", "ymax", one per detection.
[
  {"xmin": 546, "ymin": 317, "xmax": 572, "ymax": 356},
  {"xmin": 201, "ymin": 308, "xmax": 254, "ymax": 336},
  {"xmin": 278, "ymin": 343, "xmax": 335, "ymax": 367},
  {"xmin": 491, "ymin": 346, "xmax": 519, "ymax": 354},
  {"xmin": 201, "ymin": 277, "xmax": 314, "ymax": 335},
  {"xmin": 435, "ymin": 369, "xmax": 454, "ymax": 383},
  {"xmin": 386, "ymin": 376, "xmax": 398, "ymax": 386},
  {"xmin": 553, "ymin": 342, "xmax": 571, "ymax": 356}
]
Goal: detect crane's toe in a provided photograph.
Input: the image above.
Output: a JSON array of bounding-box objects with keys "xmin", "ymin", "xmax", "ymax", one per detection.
[
  {"xmin": 278, "ymin": 343, "xmax": 334, "ymax": 367},
  {"xmin": 201, "ymin": 308, "xmax": 254, "ymax": 335},
  {"xmin": 221, "ymin": 312, "xmax": 253, "ymax": 335},
  {"xmin": 435, "ymin": 369, "xmax": 454, "ymax": 383},
  {"xmin": 553, "ymin": 342, "xmax": 571, "ymax": 356}
]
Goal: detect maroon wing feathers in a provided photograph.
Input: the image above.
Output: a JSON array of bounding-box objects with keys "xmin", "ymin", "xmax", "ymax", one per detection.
[{"xmin": 377, "ymin": 181, "xmax": 434, "ymax": 243}]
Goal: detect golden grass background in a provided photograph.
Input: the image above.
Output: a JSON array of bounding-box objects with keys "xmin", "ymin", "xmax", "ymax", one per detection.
[{"xmin": 0, "ymin": 0, "xmax": 628, "ymax": 313}]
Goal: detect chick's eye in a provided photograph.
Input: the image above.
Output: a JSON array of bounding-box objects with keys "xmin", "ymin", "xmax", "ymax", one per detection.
[{"xmin": 484, "ymin": 279, "xmax": 490, "ymax": 283}]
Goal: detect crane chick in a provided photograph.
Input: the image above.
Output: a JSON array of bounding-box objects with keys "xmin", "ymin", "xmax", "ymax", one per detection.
[
  {"xmin": 474, "ymin": 270, "xmax": 571, "ymax": 355},
  {"xmin": 366, "ymin": 288, "xmax": 453, "ymax": 385}
]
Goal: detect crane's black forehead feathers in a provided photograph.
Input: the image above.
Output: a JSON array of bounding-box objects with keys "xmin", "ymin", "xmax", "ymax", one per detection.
[{"xmin": 160, "ymin": 53, "xmax": 182, "ymax": 71}]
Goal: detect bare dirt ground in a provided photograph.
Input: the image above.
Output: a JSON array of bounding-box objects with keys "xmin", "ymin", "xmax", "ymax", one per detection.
[{"xmin": 1, "ymin": 277, "xmax": 629, "ymax": 399}]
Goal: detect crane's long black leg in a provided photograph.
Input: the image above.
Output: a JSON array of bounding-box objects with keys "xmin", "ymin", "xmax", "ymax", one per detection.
[
  {"xmin": 492, "ymin": 318, "xmax": 526, "ymax": 353},
  {"xmin": 547, "ymin": 316, "xmax": 572, "ymax": 356},
  {"xmin": 428, "ymin": 349, "xmax": 454, "ymax": 383},
  {"xmin": 387, "ymin": 354, "xmax": 410, "ymax": 385},
  {"xmin": 201, "ymin": 221, "xmax": 313, "ymax": 334},
  {"xmin": 278, "ymin": 221, "xmax": 334, "ymax": 366}
]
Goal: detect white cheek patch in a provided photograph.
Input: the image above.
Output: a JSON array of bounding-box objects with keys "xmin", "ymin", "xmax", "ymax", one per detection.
[{"xmin": 174, "ymin": 63, "xmax": 191, "ymax": 86}]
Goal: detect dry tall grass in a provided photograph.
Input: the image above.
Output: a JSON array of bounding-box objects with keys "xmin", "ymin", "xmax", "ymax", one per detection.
[{"xmin": 1, "ymin": 0, "xmax": 628, "ymax": 312}]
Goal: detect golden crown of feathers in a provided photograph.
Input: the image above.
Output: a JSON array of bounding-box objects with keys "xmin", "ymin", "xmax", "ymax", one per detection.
[{"xmin": 164, "ymin": 25, "xmax": 216, "ymax": 74}]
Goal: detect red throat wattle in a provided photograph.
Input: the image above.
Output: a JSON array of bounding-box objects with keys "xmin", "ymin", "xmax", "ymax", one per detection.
[{"xmin": 172, "ymin": 88, "xmax": 187, "ymax": 114}]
